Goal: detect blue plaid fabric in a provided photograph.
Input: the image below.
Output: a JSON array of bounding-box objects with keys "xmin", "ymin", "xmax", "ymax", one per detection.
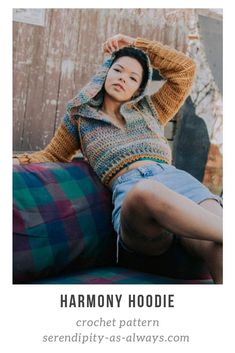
[{"xmin": 13, "ymin": 159, "xmax": 115, "ymax": 283}]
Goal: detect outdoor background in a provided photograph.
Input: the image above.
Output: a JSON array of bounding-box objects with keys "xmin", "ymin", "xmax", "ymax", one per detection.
[{"xmin": 13, "ymin": 8, "xmax": 223, "ymax": 195}]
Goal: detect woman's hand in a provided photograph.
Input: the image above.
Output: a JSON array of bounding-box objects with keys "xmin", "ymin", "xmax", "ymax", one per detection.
[{"xmin": 102, "ymin": 34, "xmax": 135, "ymax": 54}]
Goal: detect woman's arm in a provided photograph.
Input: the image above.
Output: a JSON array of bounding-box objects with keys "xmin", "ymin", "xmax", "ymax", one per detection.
[
  {"xmin": 102, "ymin": 34, "xmax": 196, "ymax": 126},
  {"xmin": 134, "ymin": 38, "xmax": 196, "ymax": 126},
  {"xmin": 14, "ymin": 114, "xmax": 80, "ymax": 164}
]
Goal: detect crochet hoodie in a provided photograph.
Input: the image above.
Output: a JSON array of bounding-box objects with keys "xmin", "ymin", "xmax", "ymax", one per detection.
[{"xmin": 15, "ymin": 38, "xmax": 196, "ymax": 185}]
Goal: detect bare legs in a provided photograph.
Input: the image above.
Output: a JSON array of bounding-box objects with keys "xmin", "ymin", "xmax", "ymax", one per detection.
[{"xmin": 120, "ymin": 180, "xmax": 223, "ymax": 283}]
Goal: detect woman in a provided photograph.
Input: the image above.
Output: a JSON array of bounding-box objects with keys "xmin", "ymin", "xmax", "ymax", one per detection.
[{"xmin": 14, "ymin": 34, "xmax": 222, "ymax": 283}]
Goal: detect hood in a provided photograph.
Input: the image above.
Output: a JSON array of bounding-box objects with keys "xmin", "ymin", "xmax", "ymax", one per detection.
[{"xmin": 66, "ymin": 47, "xmax": 153, "ymax": 121}]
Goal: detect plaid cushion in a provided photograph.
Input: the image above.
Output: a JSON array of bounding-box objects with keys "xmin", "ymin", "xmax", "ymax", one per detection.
[
  {"xmin": 13, "ymin": 158, "xmax": 211, "ymax": 284},
  {"xmin": 32, "ymin": 266, "xmax": 213, "ymax": 285},
  {"xmin": 13, "ymin": 159, "xmax": 116, "ymax": 283}
]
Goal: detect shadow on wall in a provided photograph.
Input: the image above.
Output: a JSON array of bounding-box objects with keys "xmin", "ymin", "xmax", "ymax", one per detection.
[{"xmin": 173, "ymin": 97, "xmax": 210, "ymax": 183}]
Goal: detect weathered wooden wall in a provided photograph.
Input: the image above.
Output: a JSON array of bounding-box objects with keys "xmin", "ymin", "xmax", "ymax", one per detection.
[{"xmin": 13, "ymin": 8, "xmax": 193, "ymax": 151}]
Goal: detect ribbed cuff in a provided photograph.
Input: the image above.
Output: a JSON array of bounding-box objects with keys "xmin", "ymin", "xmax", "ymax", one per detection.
[
  {"xmin": 134, "ymin": 37, "xmax": 152, "ymax": 51},
  {"xmin": 13, "ymin": 154, "xmax": 30, "ymax": 164}
]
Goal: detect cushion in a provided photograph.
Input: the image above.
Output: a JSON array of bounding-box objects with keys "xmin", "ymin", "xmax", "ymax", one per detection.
[
  {"xmin": 13, "ymin": 159, "xmax": 116, "ymax": 283},
  {"xmin": 32, "ymin": 266, "xmax": 213, "ymax": 285},
  {"xmin": 13, "ymin": 158, "xmax": 211, "ymax": 284}
]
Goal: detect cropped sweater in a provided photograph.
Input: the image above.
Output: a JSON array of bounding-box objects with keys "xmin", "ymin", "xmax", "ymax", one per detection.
[{"xmin": 15, "ymin": 38, "xmax": 196, "ymax": 186}]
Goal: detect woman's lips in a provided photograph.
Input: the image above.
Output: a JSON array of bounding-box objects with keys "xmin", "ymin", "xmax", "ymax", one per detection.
[{"xmin": 113, "ymin": 83, "xmax": 125, "ymax": 91}]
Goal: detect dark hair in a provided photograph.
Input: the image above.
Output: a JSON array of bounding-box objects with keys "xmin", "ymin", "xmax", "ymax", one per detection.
[{"xmin": 112, "ymin": 46, "xmax": 149, "ymax": 92}]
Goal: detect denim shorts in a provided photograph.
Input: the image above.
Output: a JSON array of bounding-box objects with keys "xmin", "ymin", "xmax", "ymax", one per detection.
[{"xmin": 111, "ymin": 163, "xmax": 222, "ymax": 262}]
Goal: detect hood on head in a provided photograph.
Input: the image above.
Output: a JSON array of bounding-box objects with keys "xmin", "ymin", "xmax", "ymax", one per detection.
[{"xmin": 67, "ymin": 47, "xmax": 153, "ymax": 113}]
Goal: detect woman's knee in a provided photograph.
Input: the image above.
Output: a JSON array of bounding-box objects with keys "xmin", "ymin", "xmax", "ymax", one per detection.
[
  {"xmin": 122, "ymin": 179, "xmax": 167, "ymax": 216},
  {"xmin": 199, "ymin": 198, "xmax": 223, "ymax": 218},
  {"xmin": 120, "ymin": 184, "xmax": 156, "ymax": 234},
  {"xmin": 119, "ymin": 180, "xmax": 174, "ymax": 255}
]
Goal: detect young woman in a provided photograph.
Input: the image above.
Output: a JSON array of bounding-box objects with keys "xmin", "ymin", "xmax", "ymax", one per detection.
[{"xmin": 14, "ymin": 34, "xmax": 223, "ymax": 283}]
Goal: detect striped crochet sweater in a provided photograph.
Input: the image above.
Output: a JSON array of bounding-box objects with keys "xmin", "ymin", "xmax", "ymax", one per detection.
[{"xmin": 15, "ymin": 37, "xmax": 196, "ymax": 186}]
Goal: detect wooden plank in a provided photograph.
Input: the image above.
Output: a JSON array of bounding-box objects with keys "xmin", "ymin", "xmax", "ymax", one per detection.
[
  {"xmin": 20, "ymin": 10, "xmax": 52, "ymax": 151},
  {"xmin": 54, "ymin": 9, "xmax": 80, "ymax": 130},
  {"xmin": 13, "ymin": 22, "xmax": 34, "ymax": 150},
  {"xmin": 22, "ymin": 9, "xmax": 66, "ymax": 150}
]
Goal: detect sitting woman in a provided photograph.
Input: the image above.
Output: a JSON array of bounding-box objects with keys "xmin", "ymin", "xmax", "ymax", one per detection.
[{"xmin": 14, "ymin": 34, "xmax": 223, "ymax": 283}]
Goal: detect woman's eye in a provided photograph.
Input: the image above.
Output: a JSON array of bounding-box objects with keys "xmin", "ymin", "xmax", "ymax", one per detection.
[
  {"xmin": 131, "ymin": 77, "xmax": 137, "ymax": 82},
  {"xmin": 114, "ymin": 68, "xmax": 120, "ymax": 72}
]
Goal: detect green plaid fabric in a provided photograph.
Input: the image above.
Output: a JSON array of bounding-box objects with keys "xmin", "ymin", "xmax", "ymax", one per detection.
[{"xmin": 13, "ymin": 159, "xmax": 115, "ymax": 283}]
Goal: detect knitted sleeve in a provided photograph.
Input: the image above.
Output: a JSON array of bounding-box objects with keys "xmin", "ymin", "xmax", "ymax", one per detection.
[
  {"xmin": 134, "ymin": 38, "xmax": 196, "ymax": 126},
  {"xmin": 14, "ymin": 112, "xmax": 80, "ymax": 164}
]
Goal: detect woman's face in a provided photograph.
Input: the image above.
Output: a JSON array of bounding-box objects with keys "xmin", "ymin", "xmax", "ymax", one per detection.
[{"xmin": 104, "ymin": 56, "xmax": 143, "ymax": 103}]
